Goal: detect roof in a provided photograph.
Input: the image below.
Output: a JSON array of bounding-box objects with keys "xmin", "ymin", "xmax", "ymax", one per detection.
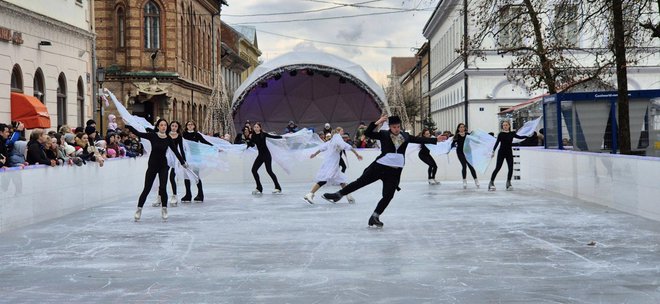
[
  {"xmin": 391, "ymin": 57, "xmax": 418, "ymax": 77},
  {"xmin": 498, "ymin": 94, "xmax": 546, "ymax": 114},
  {"xmin": 234, "ymin": 25, "xmax": 257, "ymax": 46}
]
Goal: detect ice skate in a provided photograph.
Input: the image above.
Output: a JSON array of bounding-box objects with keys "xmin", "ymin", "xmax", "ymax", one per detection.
[
  {"xmin": 506, "ymin": 180, "xmax": 513, "ymax": 191},
  {"xmin": 252, "ymin": 189, "xmax": 263, "ymax": 195},
  {"xmin": 346, "ymin": 194, "xmax": 355, "ymax": 204},
  {"xmin": 193, "ymin": 195, "xmax": 204, "ymax": 203},
  {"xmin": 474, "ymin": 179, "xmax": 480, "ymax": 189},
  {"xmin": 322, "ymin": 192, "xmax": 342, "ymax": 203},
  {"xmin": 463, "ymin": 179, "xmax": 467, "ymax": 189},
  {"xmin": 368, "ymin": 215, "xmax": 384, "ymax": 228},
  {"xmin": 161, "ymin": 207, "xmax": 168, "ymax": 221},
  {"xmin": 181, "ymin": 194, "xmax": 192, "ymax": 203},
  {"xmin": 169, "ymin": 195, "xmax": 179, "ymax": 207},
  {"xmin": 428, "ymin": 179, "xmax": 435, "ymax": 185},
  {"xmin": 272, "ymin": 189, "xmax": 282, "ymax": 194},
  {"xmin": 151, "ymin": 195, "xmax": 161, "ymax": 207},
  {"xmin": 134, "ymin": 207, "xmax": 142, "ymax": 222},
  {"xmin": 303, "ymin": 193, "xmax": 314, "ymax": 204},
  {"xmin": 488, "ymin": 181, "xmax": 496, "ymax": 191}
]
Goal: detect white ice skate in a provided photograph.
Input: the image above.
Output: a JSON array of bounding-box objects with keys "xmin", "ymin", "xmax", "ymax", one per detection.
[
  {"xmin": 169, "ymin": 195, "xmax": 179, "ymax": 207},
  {"xmin": 462, "ymin": 179, "xmax": 467, "ymax": 189},
  {"xmin": 161, "ymin": 207, "xmax": 168, "ymax": 221},
  {"xmin": 303, "ymin": 193, "xmax": 314, "ymax": 204},
  {"xmin": 346, "ymin": 194, "xmax": 356, "ymax": 204},
  {"xmin": 134, "ymin": 207, "xmax": 142, "ymax": 221},
  {"xmin": 151, "ymin": 195, "xmax": 161, "ymax": 207},
  {"xmin": 474, "ymin": 179, "xmax": 480, "ymax": 189},
  {"xmin": 272, "ymin": 189, "xmax": 282, "ymax": 194},
  {"xmin": 488, "ymin": 181, "xmax": 496, "ymax": 191},
  {"xmin": 252, "ymin": 190, "xmax": 262, "ymax": 195},
  {"xmin": 506, "ymin": 181, "xmax": 513, "ymax": 191}
]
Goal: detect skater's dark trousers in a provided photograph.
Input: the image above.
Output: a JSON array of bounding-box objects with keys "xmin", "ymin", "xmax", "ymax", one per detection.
[
  {"xmin": 252, "ymin": 154, "xmax": 281, "ymax": 192},
  {"xmin": 490, "ymin": 149, "xmax": 513, "ymax": 181},
  {"xmin": 418, "ymin": 149, "xmax": 437, "ymax": 179},
  {"xmin": 138, "ymin": 165, "xmax": 170, "ymax": 208},
  {"xmin": 339, "ymin": 156, "xmax": 347, "ymax": 173},
  {"xmin": 169, "ymin": 168, "xmax": 177, "ymax": 195},
  {"xmin": 457, "ymin": 150, "xmax": 477, "ymax": 179},
  {"xmin": 339, "ymin": 162, "xmax": 402, "ymax": 215}
]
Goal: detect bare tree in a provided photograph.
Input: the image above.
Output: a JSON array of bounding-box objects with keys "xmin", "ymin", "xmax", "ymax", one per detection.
[{"xmin": 639, "ymin": 0, "xmax": 660, "ymax": 39}]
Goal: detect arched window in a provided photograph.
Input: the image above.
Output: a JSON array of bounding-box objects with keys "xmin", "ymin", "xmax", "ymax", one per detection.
[
  {"xmin": 57, "ymin": 73, "xmax": 67, "ymax": 126},
  {"xmin": 117, "ymin": 6, "xmax": 126, "ymax": 48},
  {"xmin": 77, "ymin": 77, "xmax": 85, "ymax": 127},
  {"xmin": 144, "ymin": 1, "xmax": 160, "ymax": 49},
  {"xmin": 33, "ymin": 68, "xmax": 45, "ymax": 103},
  {"xmin": 172, "ymin": 99, "xmax": 177, "ymax": 121},
  {"xmin": 11, "ymin": 64, "xmax": 23, "ymax": 93},
  {"xmin": 180, "ymin": 15, "xmax": 185, "ymax": 62}
]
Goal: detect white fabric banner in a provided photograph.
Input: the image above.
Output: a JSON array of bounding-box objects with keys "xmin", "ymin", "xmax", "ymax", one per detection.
[
  {"xmin": 513, "ymin": 116, "xmax": 542, "ymax": 143},
  {"xmin": 464, "ymin": 129, "xmax": 497, "ymax": 174}
]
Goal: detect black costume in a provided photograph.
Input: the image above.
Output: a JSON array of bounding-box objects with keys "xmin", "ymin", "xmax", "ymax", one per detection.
[
  {"xmin": 452, "ymin": 133, "xmax": 477, "ymax": 179},
  {"xmin": 490, "ymin": 131, "xmax": 525, "ymax": 182},
  {"xmin": 127, "ymin": 125, "xmax": 185, "ymax": 208},
  {"xmin": 417, "ymin": 144, "xmax": 437, "ymax": 180},
  {"xmin": 247, "ymin": 132, "xmax": 282, "ymax": 192},
  {"xmin": 181, "ymin": 131, "xmax": 212, "ymax": 202},
  {"xmin": 169, "ymin": 134, "xmax": 186, "ymax": 197},
  {"xmin": 323, "ymin": 117, "xmax": 437, "ymax": 227}
]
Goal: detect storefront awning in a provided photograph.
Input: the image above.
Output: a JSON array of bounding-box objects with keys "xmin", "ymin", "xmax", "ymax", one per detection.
[{"xmin": 11, "ymin": 92, "xmax": 50, "ymax": 129}]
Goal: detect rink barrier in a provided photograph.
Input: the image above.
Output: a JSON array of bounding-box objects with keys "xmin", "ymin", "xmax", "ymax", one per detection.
[
  {"xmin": 0, "ymin": 157, "xmax": 148, "ymax": 233},
  {"xmin": 519, "ymin": 147, "xmax": 660, "ymax": 222},
  {"xmin": 1, "ymin": 149, "xmax": 503, "ymax": 233}
]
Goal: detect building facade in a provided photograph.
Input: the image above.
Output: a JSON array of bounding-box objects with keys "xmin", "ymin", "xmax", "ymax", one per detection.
[
  {"xmin": 95, "ymin": 0, "xmax": 226, "ymax": 132},
  {"xmin": 220, "ymin": 21, "xmax": 250, "ymax": 99},
  {"xmin": 398, "ymin": 43, "xmax": 430, "ymax": 134},
  {"xmin": 0, "ymin": 0, "xmax": 94, "ymax": 129},
  {"xmin": 422, "ymin": 0, "xmax": 660, "ymax": 134}
]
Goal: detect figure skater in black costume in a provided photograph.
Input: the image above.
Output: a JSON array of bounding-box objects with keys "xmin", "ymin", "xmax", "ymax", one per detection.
[
  {"xmin": 489, "ymin": 120, "xmax": 527, "ymax": 191},
  {"xmin": 181, "ymin": 121, "xmax": 213, "ymax": 202},
  {"xmin": 247, "ymin": 122, "xmax": 283, "ymax": 194},
  {"xmin": 417, "ymin": 128, "xmax": 439, "ymax": 185},
  {"xmin": 152, "ymin": 120, "xmax": 186, "ymax": 207},
  {"xmin": 322, "ymin": 115, "xmax": 441, "ymax": 228},
  {"xmin": 126, "ymin": 118, "xmax": 186, "ymax": 221},
  {"xmin": 452, "ymin": 123, "xmax": 479, "ymax": 189}
]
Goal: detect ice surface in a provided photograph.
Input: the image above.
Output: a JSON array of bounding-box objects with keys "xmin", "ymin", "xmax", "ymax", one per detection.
[{"xmin": 1, "ymin": 181, "xmax": 659, "ymax": 303}]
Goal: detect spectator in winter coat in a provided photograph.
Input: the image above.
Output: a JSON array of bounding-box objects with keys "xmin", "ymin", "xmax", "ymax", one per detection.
[
  {"xmin": 8, "ymin": 140, "xmax": 28, "ymax": 168},
  {"xmin": 26, "ymin": 130, "xmax": 56, "ymax": 166}
]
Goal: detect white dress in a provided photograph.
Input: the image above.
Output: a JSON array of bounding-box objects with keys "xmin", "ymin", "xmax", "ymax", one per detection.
[{"xmin": 314, "ymin": 134, "xmax": 353, "ymax": 185}]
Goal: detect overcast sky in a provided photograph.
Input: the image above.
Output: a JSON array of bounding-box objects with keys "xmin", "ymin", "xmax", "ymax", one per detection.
[{"xmin": 222, "ymin": 0, "xmax": 439, "ymax": 86}]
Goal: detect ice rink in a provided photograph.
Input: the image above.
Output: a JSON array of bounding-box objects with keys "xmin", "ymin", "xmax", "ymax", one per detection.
[{"xmin": 1, "ymin": 181, "xmax": 660, "ymax": 303}]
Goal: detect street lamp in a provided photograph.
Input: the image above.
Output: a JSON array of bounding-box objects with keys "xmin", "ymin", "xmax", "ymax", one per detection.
[{"xmin": 96, "ymin": 65, "xmax": 105, "ymax": 135}]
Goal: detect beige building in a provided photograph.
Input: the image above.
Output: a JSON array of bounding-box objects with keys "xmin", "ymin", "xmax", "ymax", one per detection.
[
  {"xmin": 0, "ymin": 0, "xmax": 94, "ymax": 129},
  {"xmin": 234, "ymin": 25, "xmax": 261, "ymax": 82},
  {"xmin": 95, "ymin": 0, "xmax": 227, "ymax": 133}
]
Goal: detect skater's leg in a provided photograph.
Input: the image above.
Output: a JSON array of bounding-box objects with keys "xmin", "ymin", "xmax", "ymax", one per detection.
[
  {"xmin": 373, "ymin": 173, "xmax": 401, "ymax": 215},
  {"xmin": 338, "ymin": 164, "xmax": 381, "ymax": 195},
  {"xmin": 458, "ymin": 152, "xmax": 468, "ymax": 179},
  {"xmin": 505, "ymin": 153, "xmax": 514, "ymax": 181},
  {"xmin": 252, "ymin": 157, "xmax": 265, "ymax": 192},
  {"xmin": 467, "ymin": 162, "xmax": 478, "ymax": 179},
  {"xmin": 138, "ymin": 166, "xmax": 159, "ymax": 208},
  {"xmin": 158, "ymin": 166, "xmax": 169, "ymax": 207},
  {"xmin": 169, "ymin": 168, "xmax": 177, "ymax": 195},
  {"xmin": 339, "ymin": 157, "xmax": 347, "ymax": 173},
  {"xmin": 419, "ymin": 153, "xmax": 436, "ymax": 179},
  {"xmin": 490, "ymin": 151, "xmax": 505, "ymax": 181},
  {"xmin": 263, "ymin": 156, "xmax": 281, "ymax": 190},
  {"xmin": 194, "ymin": 178, "xmax": 204, "ymax": 201},
  {"xmin": 181, "ymin": 179, "xmax": 192, "ymax": 202},
  {"xmin": 310, "ymin": 182, "xmax": 324, "ymax": 194}
]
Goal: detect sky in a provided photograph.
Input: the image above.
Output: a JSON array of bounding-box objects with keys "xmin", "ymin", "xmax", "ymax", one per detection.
[{"xmin": 222, "ymin": 0, "xmax": 439, "ymax": 86}]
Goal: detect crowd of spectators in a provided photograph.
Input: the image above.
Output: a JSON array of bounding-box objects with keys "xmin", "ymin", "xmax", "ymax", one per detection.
[{"xmin": 0, "ymin": 119, "xmax": 144, "ymax": 171}]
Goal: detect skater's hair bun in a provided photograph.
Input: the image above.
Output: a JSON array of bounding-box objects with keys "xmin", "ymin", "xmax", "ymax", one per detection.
[{"xmin": 388, "ymin": 116, "xmax": 401, "ymax": 125}]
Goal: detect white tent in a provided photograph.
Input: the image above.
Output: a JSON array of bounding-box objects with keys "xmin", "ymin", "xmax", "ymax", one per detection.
[{"xmin": 231, "ymin": 51, "xmax": 389, "ymax": 134}]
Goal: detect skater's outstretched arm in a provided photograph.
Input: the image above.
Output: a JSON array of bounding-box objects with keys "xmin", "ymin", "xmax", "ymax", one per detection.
[
  {"xmin": 264, "ymin": 133, "xmax": 282, "ymax": 139},
  {"xmin": 365, "ymin": 115, "xmax": 388, "ymax": 140},
  {"xmin": 125, "ymin": 125, "xmax": 155, "ymax": 141},
  {"xmin": 168, "ymin": 138, "xmax": 186, "ymax": 166}
]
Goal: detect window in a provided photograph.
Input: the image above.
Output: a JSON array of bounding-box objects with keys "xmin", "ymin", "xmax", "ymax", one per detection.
[
  {"xmin": 117, "ymin": 6, "xmax": 126, "ymax": 48},
  {"xmin": 34, "ymin": 68, "xmax": 45, "ymax": 103},
  {"xmin": 77, "ymin": 77, "xmax": 85, "ymax": 127},
  {"xmin": 57, "ymin": 73, "xmax": 67, "ymax": 126},
  {"xmin": 554, "ymin": 1, "xmax": 578, "ymax": 46},
  {"xmin": 11, "ymin": 64, "xmax": 23, "ymax": 93},
  {"xmin": 144, "ymin": 1, "xmax": 160, "ymax": 49},
  {"xmin": 498, "ymin": 4, "xmax": 525, "ymax": 48}
]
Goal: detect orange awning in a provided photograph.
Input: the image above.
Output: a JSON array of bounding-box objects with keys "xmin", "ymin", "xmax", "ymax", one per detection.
[{"xmin": 11, "ymin": 92, "xmax": 51, "ymax": 129}]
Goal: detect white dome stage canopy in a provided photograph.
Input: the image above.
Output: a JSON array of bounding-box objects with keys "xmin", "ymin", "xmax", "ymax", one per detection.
[{"xmin": 231, "ymin": 51, "xmax": 389, "ymax": 133}]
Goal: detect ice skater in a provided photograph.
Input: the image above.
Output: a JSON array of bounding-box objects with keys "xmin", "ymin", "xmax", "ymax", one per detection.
[
  {"xmin": 126, "ymin": 119, "xmax": 187, "ymax": 221},
  {"xmin": 452, "ymin": 123, "xmax": 479, "ymax": 189},
  {"xmin": 247, "ymin": 122, "xmax": 283, "ymax": 195},
  {"xmin": 489, "ymin": 120, "xmax": 527, "ymax": 191},
  {"xmin": 304, "ymin": 127, "xmax": 363, "ymax": 204},
  {"xmin": 322, "ymin": 115, "xmax": 441, "ymax": 228},
  {"xmin": 152, "ymin": 120, "xmax": 186, "ymax": 207},
  {"xmin": 181, "ymin": 121, "xmax": 212, "ymax": 203},
  {"xmin": 417, "ymin": 129, "xmax": 439, "ymax": 185}
]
